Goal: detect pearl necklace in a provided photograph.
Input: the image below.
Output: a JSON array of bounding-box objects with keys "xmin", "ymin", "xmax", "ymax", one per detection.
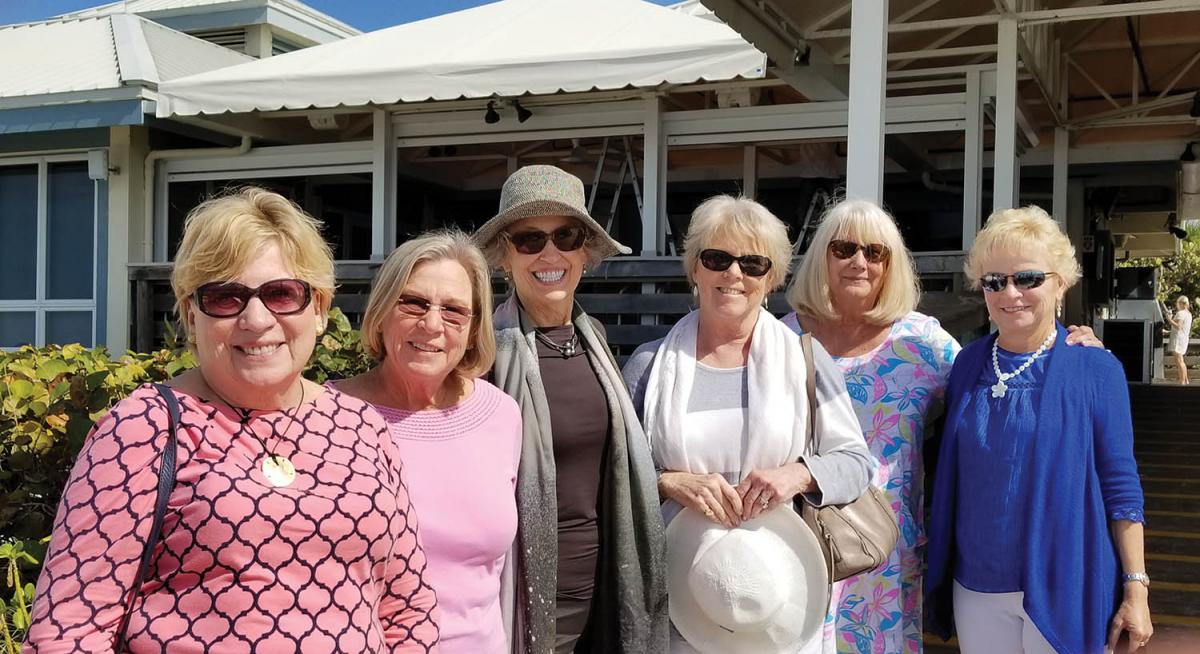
[{"xmin": 990, "ymin": 330, "xmax": 1056, "ymax": 399}]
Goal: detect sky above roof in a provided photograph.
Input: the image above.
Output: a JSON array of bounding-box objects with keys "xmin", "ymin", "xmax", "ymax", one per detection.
[{"xmin": 0, "ymin": 0, "xmax": 679, "ymax": 32}]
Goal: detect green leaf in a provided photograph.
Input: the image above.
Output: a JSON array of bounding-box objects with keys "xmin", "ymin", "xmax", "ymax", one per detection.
[
  {"xmin": 35, "ymin": 359, "xmax": 71, "ymax": 382},
  {"xmin": 7, "ymin": 380, "xmax": 33, "ymax": 401}
]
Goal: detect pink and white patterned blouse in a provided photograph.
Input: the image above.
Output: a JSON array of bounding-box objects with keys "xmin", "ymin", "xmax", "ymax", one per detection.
[{"xmin": 24, "ymin": 384, "xmax": 440, "ymax": 653}]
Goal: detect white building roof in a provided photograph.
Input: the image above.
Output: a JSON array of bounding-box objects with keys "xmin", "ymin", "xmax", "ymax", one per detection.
[
  {"xmin": 58, "ymin": 0, "xmax": 359, "ymax": 40},
  {"xmin": 0, "ymin": 14, "xmax": 252, "ymax": 108},
  {"xmin": 156, "ymin": 0, "xmax": 766, "ymax": 117}
]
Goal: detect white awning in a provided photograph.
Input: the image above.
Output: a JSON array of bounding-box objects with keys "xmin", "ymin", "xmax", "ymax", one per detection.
[{"xmin": 156, "ymin": 0, "xmax": 766, "ymax": 117}]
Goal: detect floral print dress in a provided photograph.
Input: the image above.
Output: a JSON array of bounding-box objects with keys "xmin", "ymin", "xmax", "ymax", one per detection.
[{"xmin": 784, "ymin": 311, "xmax": 959, "ymax": 654}]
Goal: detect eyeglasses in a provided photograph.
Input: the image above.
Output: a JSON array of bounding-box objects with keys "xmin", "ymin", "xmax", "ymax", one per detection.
[
  {"xmin": 507, "ymin": 225, "xmax": 587, "ymax": 255},
  {"xmin": 698, "ymin": 249, "xmax": 773, "ymax": 278},
  {"xmin": 829, "ymin": 239, "xmax": 891, "ymax": 264},
  {"xmin": 979, "ymin": 270, "xmax": 1058, "ymax": 293},
  {"xmin": 194, "ymin": 279, "xmax": 312, "ymax": 318},
  {"xmin": 396, "ymin": 295, "xmax": 473, "ymax": 329}
]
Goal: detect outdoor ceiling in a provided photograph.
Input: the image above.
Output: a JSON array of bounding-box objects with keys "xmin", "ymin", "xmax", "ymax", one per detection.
[{"xmin": 702, "ymin": 0, "xmax": 1200, "ymax": 143}]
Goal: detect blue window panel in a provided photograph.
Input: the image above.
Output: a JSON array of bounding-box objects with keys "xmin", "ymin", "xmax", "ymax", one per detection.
[
  {"xmin": 0, "ymin": 165, "xmax": 37, "ymax": 300},
  {"xmin": 0, "ymin": 312, "xmax": 35, "ymax": 348},
  {"xmin": 47, "ymin": 162, "xmax": 95, "ymax": 300},
  {"xmin": 45, "ymin": 311, "xmax": 92, "ymax": 347}
]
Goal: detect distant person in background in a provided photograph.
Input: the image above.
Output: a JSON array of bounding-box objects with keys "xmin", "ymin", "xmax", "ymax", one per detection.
[{"xmin": 1165, "ymin": 295, "xmax": 1192, "ymax": 385}]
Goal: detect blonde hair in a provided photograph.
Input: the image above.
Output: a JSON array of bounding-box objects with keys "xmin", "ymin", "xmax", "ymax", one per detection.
[
  {"xmin": 171, "ymin": 187, "xmax": 335, "ymax": 337},
  {"xmin": 786, "ymin": 199, "xmax": 919, "ymax": 326},
  {"xmin": 1178, "ymin": 295, "xmax": 1191, "ymax": 310},
  {"xmin": 360, "ymin": 230, "xmax": 496, "ymax": 378},
  {"xmin": 479, "ymin": 217, "xmax": 606, "ymax": 272},
  {"xmin": 964, "ymin": 206, "xmax": 1081, "ymax": 290},
  {"xmin": 682, "ymin": 195, "xmax": 793, "ymax": 291}
]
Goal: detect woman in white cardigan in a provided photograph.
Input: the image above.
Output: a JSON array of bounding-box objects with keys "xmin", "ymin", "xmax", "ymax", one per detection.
[{"xmin": 622, "ymin": 195, "xmax": 874, "ymax": 654}]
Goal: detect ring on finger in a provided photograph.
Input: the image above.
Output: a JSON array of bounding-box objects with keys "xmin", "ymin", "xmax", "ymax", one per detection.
[
  {"xmin": 701, "ymin": 506, "xmax": 714, "ymax": 518},
  {"xmin": 759, "ymin": 496, "xmax": 770, "ymax": 509}
]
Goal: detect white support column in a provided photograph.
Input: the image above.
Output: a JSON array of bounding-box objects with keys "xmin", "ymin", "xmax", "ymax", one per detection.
[
  {"xmin": 963, "ymin": 70, "xmax": 985, "ymax": 250},
  {"xmin": 372, "ymin": 109, "xmax": 397, "ymax": 258},
  {"xmin": 1052, "ymin": 127, "xmax": 1069, "ymax": 226},
  {"xmin": 846, "ymin": 0, "xmax": 889, "ymax": 203},
  {"xmin": 641, "ymin": 95, "xmax": 666, "ymax": 256},
  {"xmin": 243, "ymin": 24, "xmax": 272, "ymax": 59},
  {"xmin": 106, "ymin": 125, "xmax": 149, "ymax": 354},
  {"xmin": 742, "ymin": 145, "xmax": 758, "ymax": 199},
  {"xmin": 993, "ymin": 17, "xmax": 1020, "ymax": 211}
]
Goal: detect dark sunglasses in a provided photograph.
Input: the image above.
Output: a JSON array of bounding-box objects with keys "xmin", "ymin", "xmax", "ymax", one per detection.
[
  {"xmin": 507, "ymin": 225, "xmax": 587, "ymax": 255},
  {"xmin": 829, "ymin": 239, "xmax": 891, "ymax": 264},
  {"xmin": 396, "ymin": 295, "xmax": 473, "ymax": 329},
  {"xmin": 194, "ymin": 279, "xmax": 312, "ymax": 318},
  {"xmin": 698, "ymin": 248, "xmax": 773, "ymax": 278},
  {"xmin": 980, "ymin": 270, "xmax": 1058, "ymax": 293}
]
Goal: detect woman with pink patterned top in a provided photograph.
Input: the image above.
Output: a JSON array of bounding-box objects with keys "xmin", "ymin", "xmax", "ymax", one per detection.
[
  {"xmin": 335, "ymin": 230, "xmax": 522, "ymax": 654},
  {"xmin": 25, "ymin": 188, "xmax": 440, "ymax": 653}
]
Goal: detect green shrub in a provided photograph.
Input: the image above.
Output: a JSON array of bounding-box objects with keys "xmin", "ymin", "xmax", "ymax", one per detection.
[{"xmin": 0, "ymin": 308, "xmax": 371, "ymax": 647}]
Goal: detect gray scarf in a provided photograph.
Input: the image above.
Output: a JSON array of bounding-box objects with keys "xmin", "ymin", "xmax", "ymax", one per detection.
[{"xmin": 492, "ymin": 295, "xmax": 667, "ymax": 653}]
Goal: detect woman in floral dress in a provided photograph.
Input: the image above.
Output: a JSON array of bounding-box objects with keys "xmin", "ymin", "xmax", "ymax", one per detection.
[{"xmin": 783, "ymin": 199, "xmax": 1098, "ymax": 653}]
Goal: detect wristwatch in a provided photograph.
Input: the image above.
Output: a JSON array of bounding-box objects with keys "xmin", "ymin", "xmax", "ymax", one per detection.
[{"xmin": 1122, "ymin": 572, "xmax": 1151, "ymax": 588}]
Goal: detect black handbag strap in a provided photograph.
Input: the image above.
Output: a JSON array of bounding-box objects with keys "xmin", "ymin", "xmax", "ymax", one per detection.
[{"xmin": 115, "ymin": 383, "xmax": 180, "ymax": 649}]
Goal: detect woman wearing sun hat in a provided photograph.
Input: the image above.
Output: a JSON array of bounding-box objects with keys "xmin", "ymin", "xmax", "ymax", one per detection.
[{"xmin": 474, "ymin": 165, "xmax": 668, "ymax": 654}]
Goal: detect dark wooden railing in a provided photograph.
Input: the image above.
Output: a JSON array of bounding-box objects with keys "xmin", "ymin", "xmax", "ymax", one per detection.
[{"xmin": 129, "ymin": 253, "xmax": 983, "ymax": 355}]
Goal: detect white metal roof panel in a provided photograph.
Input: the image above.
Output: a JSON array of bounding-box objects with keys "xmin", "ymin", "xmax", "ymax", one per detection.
[
  {"xmin": 0, "ymin": 18, "xmax": 121, "ymax": 98},
  {"xmin": 157, "ymin": 0, "xmax": 766, "ymax": 117},
  {"xmin": 0, "ymin": 14, "xmax": 252, "ymax": 107}
]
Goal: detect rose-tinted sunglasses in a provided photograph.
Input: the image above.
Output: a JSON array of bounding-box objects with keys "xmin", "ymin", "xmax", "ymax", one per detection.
[{"xmin": 193, "ymin": 279, "xmax": 312, "ymax": 318}]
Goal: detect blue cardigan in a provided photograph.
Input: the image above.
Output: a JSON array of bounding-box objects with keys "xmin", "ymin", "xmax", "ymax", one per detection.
[{"xmin": 924, "ymin": 325, "xmax": 1145, "ymax": 654}]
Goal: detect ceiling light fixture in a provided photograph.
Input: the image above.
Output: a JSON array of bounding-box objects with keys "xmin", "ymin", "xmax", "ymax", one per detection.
[
  {"xmin": 513, "ymin": 99, "xmax": 533, "ymax": 123},
  {"xmin": 484, "ymin": 101, "xmax": 500, "ymax": 124}
]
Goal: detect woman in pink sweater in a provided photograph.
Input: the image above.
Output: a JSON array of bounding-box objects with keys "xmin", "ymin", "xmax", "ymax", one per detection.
[
  {"xmin": 25, "ymin": 188, "xmax": 440, "ymax": 653},
  {"xmin": 336, "ymin": 230, "xmax": 522, "ymax": 654}
]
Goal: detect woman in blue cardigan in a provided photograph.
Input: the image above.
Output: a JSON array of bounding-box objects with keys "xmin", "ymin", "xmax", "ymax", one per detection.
[{"xmin": 925, "ymin": 206, "xmax": 1152, "ymax": 654}]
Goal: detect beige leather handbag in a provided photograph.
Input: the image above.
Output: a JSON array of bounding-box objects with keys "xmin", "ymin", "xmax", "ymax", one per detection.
[{"xmin": 796, "ymin": 334, "xmax": 900, "ymax": 583}]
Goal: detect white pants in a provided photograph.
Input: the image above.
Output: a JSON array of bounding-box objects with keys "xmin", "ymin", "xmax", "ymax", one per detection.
[{"xmin": 953, "ymin": 581, "xmax": 1058, "ymax": 654}]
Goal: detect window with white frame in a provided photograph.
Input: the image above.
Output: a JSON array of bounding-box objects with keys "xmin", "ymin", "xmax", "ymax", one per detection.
[{"xmin": 0, "ymin": 157, "xmax": 97, "ymax": 348}]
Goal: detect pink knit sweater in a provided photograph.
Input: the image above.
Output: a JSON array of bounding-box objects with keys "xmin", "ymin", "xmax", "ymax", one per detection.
[
  {"xmin": 366, "ymin": 379, "xmax": 521, "ymax": 654},
  {"xmin": 26, "ymin": 385, "xmax": 440, "ymax": 653}
]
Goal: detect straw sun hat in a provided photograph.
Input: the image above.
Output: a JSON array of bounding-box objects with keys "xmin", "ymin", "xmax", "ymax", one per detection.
[
  {"xmin": 473, "ymin": 164, "xmax": 631, "ymax": 259},
  {"xmin": 666, "ymin": 506, "xmax": 829, "ymax": 654}
]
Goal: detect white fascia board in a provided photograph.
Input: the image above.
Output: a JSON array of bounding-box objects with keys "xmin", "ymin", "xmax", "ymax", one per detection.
[
  {"xmin": 0, "ymin": 86, "xmax": 150, "ymax": 111},
  {"xmin": 161, "ymin": 140, "xmax": 371, "ymax": 174},
  {"xmin": 111, "ymin": 14, "xmax": 160, "ymax": 87},
  {"xmin": 392, "ymin": 102, "xmax": 647, "ymax": 140},
  {"xmin": 664, "ymin": 93, "xmax": 966, "ymax": 136},
  {"xmin": 267, "ymin": 0, "xmax": 359, "ymax": 39},
  {"xmin": 263, "ymin": 6, "xmax": 352, "ymax": 46}
]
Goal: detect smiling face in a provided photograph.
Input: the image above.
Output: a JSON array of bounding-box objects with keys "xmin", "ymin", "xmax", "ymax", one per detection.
[
  {"xmin": 692, "ymin": 236, "xmax": 769, "ymax": 323},
  {"xmin": 379, "ymin": 257, "xmax": 475, "ymax": 388},
  {"xmin": 504, "ymin": 215, "xmax": 589, "ymax": 324},
  {"xmin": 187, "ymin": 241, "xmax": 322, "ymax": 405},
  {"xmin": 979, "ymin": 246, "xmax": 1064, "ymax": 343},
  {"xmin": 826, "ymin": 235, "xmax": 888, "ymax": 312}
]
